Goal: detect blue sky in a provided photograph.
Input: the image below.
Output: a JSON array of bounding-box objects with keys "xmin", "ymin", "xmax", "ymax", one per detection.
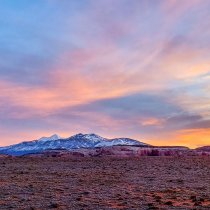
[{"xmin": 0, "ymin": 0, "xmax": 210, "ymax": 147}]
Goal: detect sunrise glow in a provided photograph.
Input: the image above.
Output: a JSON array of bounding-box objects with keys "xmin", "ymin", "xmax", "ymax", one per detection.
[{"xmin": 0, "ymin": 0, "xmax": 210, "ymax": 148}]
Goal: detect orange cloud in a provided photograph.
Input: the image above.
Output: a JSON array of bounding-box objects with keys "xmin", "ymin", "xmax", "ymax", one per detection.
[
  {"xmin": 1, "ymin": 38, "xmax": 209, "ymax": 121},
  {"xmin": 141, "ymin": 118, "xmax": 164, "ymax": 126},
  {"xmin": 173, "ymin": 129, "xmax": 210, "ymax": 148},
  {"xmin": 145, "ymin": 128, "xmax": 210, "ymax": 149}
]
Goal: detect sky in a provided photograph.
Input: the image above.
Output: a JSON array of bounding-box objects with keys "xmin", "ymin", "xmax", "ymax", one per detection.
[{"xmin": 0, "ymin": 0, "xmax": 210, "ymax": 148}]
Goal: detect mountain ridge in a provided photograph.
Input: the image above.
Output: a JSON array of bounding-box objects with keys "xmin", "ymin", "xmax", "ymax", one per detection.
[{"xmin": 0, "ymin": 133, "xmax": 149, "ymax": 156}]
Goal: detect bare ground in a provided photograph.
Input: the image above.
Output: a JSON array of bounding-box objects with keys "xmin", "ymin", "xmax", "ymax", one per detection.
[{"xmin": 0, "ymin": 156, "xmax": 210, "ymax": 210}]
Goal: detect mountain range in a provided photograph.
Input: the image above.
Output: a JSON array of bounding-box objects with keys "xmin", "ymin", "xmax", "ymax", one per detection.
[{"xmin": 0, "ymin": 133, "xmax": 149, "ymax": 156}]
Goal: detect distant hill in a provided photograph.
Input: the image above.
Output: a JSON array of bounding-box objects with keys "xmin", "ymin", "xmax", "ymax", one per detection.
[{"xmin": 195, "ymin": 146, "xmax": 210, "ymax": 152}]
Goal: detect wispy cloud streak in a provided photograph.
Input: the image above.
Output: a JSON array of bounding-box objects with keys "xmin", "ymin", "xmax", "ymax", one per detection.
[{"xmin": 0, "ymin": 0, "xmax": 210, "ymax": 147}]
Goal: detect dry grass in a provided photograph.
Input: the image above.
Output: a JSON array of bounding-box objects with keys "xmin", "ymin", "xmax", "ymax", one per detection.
[{"xmin": 0, "ymin": 156, "xmax": 210, "ymax": 209}]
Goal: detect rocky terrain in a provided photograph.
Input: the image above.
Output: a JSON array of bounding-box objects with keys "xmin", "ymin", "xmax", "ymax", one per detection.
[
  {"xmin": 28, "ymin": 146, "xmax": 196, "ymax": 158},
  {"xmin": 196, "ymin": 146, "xmax": 210, "ymax": 153},
  {"xmin": 0, "ymin": 133, "xmax": 209, "ymax": 209},
  {"xmin": 0, "ymin": 156, "xmax": 210, "ymax": 209}
]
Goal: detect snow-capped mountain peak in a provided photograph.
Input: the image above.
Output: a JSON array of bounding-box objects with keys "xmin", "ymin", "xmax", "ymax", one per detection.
[
  {"xmin": 72, "ymin": 133, "xmax": 106, "ymax": 142},
  {"xmin": 38, "ymin": 134, "xmax": 61, "ymax": 142},
  {"xmin": 0, "ymin": 133, "xmax": 150, "ymax": 156},
  {"xmin": 83, "ymin": 133, "xmax": 106, "ymax": 142}
]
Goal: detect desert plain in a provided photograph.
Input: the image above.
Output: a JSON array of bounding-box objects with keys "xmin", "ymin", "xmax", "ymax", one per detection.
[{"xmin": 0, "ymin": 156, "xmax": 210, "ymax": 210}]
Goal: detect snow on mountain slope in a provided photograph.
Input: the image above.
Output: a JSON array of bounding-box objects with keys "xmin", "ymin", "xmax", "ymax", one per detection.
[
  {"xmin": 0, "ymin": 133, "xmax": 149, "ymax": 156},
  {"xmin": 38, "ymin": 134, "xmax": 61, "ymax": 142},
  {"xmin": 95, "ymin": 138, "xmax": 147, "ymax": 147}
]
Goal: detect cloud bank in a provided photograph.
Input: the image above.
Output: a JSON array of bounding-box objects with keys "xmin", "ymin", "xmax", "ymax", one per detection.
[{"xmin": 0, "ymin": 0, "xmax": 210, "ymax": 147}]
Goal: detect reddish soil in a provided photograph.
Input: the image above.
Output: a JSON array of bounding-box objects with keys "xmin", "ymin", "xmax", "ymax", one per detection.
[{"xmin": 0, "ymin": 156, "xmax": 210, "ymax": 209}]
